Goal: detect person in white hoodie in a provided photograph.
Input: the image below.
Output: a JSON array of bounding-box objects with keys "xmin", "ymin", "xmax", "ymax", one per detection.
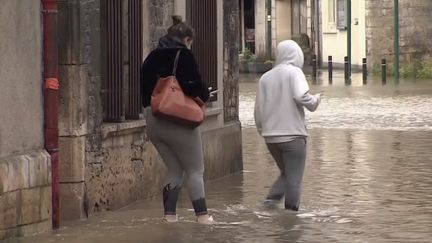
[{"xmin": 254, "ymin": 40, "xmax": 321, "ymax": 211}]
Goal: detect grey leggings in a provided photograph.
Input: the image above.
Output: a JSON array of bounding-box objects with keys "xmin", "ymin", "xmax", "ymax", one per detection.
[
  {"xmin": 266, "ymin": 138, "xmax": 307, "ymax": 210},
  {"xmin": 146, "ymin": 109, "xmax": 205, "ymax": 201}
]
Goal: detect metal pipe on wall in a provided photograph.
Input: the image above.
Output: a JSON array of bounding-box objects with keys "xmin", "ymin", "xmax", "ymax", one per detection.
[{"xmin": 42, "ymin": 0, "xmax": 60, "ymax": 230}]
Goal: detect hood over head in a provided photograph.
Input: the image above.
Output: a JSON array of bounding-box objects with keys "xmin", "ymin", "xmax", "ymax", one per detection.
[
  {"xmin": 158, "ymin": 35, "xmax": 186, "ymax": 49},
  {"xmin": 274, "ymin": 40, "xmax": 304, "ymax": 68}
]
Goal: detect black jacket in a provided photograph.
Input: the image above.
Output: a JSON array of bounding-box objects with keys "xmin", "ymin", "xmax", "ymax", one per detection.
[{"xmin": 140, "ymin": 36, "xmax": 210, "ymax": 107}]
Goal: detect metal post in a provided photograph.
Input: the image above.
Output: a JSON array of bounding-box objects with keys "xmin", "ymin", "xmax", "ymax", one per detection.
[
  {"xmin": 394, "ymin": 0, "xmax": 400, "ymax": 84},
  {"xmin": 312, "ymin": 55, "xmax": 317, "ymax": 78},
  {"xmin": 362, "ymin": 58, "xmax": 367, "ymax": 84},
  {"xmin": 328, "ymin": 56, "xmax": 333, "ymax": 84},
  {"xmin": 266, "ymin": 0, "xmax": 272, "ymax": 60},
  {"xmin": 382, "ymin": 59, "xmax": 387, "ymax": 85},
  {"xmin": 347, "ymin": 0, "xmax": 352, "ymax": 78},
  {"xmin": 344, "ymin": 56, "xmax": 350, "ymax": 84}
]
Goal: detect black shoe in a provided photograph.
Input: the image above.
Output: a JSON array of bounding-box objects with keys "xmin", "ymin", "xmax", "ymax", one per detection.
[{"xmin": 284, "ymin": 204, "xmax": 299, "ymax": 211}]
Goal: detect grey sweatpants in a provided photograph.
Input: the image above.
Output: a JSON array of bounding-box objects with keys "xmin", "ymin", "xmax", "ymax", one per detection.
[
  {"xmin": 266, "ymin": 138, "xmax": 307, "ymax": 210},
  {"xmin": 146, "ymin": 108, "xmax": 205, "ymax": 201}
]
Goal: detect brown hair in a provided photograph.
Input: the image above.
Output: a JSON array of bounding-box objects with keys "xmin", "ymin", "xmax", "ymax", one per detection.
[{"xmin": 167, "ymin": 15, "xmax": 195, "ymax": 40}]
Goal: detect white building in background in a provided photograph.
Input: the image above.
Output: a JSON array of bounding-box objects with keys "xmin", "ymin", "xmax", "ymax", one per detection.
[
  {"xmin": 321, "ymin": 0, "xmax": 366, "ymax": 68},
  {"xmin": 239, "ymin": 0, "xmax": 316, "ymax": 62}
]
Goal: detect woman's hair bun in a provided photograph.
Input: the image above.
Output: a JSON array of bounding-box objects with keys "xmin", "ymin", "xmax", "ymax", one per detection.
[{"xmin": 172, "ymin": 15, "xmax": 183, "ymax": 25}]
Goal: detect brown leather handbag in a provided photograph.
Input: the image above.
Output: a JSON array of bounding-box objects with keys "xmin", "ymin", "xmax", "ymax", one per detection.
[{"xmin": 151, "ymin": 50, "xmax": 205, "ymax": 127}]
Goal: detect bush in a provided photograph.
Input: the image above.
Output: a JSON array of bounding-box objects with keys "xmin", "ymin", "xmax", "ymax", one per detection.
[
  {"xmin": 416, "ymin": 59, "xmax": 432, "ymax": 79},
  {"xmin": 239, "ymin": 47, "xmax": 255, "ymax": 63},
  {"xmin": 400, "ymin": 59, "xmax": 432, "ymax": 79},
  {"xmin": 371, "ymin": 58, "xmax": 432, "ymax": 79}
]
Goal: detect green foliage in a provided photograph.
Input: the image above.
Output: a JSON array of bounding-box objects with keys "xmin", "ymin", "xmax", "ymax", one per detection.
[
  {"xmin": 400, "ymin": 59, "xmax": 432, "ymax": 79},
  {"xmin": 371, "ymin": 63, "xmax": 394, "ymax": 76},
  {"xmin": 239, "ymin": 47, "xmax": 255, "ymax": 63},
  {"xmin": 371, "ymin": 59, "xmax": 432, "ymax": 79}
]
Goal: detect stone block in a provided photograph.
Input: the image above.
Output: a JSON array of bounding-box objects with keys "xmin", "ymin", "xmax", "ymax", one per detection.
[
  {"xmin": 58, "ymin": 0, "xmax": 81, "ymax": 65},
  {"xmin": 0, "ymin": 162, "xmax": 8, "ymax": 194},
  {"xmin": 27, "ymin": 151, "xmax": 50, "ymax": 188},
  {"xmin": 59, "ymin": 64, "xmax": 88, "ymax": 137},
  {"xmin": 60, "ymin": 182, "xmax": 85, "ymax": 220},
  {"xmin": 0, "ymin": 228, "xmax": 17, "ymax": 241},
  {"xmin": 59, "ymin": 136, "xmax": 85, "ymax": 183},
  {"xmin": 18, "ymin": 188, "xmax": 41, "ymax": 225},
  {"xmin": 5, "ymin": 155, "xmax": 29, "ymax": 192},
  {"xmin": 85, "ymin": 133, "xmax": 166, "ymax": 212},
  {"xmin": 89, "ymin": 11, "xmax": 101, "ymax": 74},
  {"xmin": 16, "ymin": 220, "xmax": 51, "ymax": 237},
  {"xmin": 87, "ymin": 76, "xmax": 103, "ymax": 133},
  {"xmin": 202, "ymin": 122, "xmax": 243, "ymax": 180},
  {"xmin": 0, "ymin": 191, "xmax": 18, "ymax": 230},
  {"xmin": 40, "ymin": 186, "xmax": 52, "ymax": 221},
  {"xmin": 0, "ymin": 0, "xmax": 44, "ymax": 157},
  {"xmin": 79, "ymin": 1, "xmax": 92, "ymax": 65}
]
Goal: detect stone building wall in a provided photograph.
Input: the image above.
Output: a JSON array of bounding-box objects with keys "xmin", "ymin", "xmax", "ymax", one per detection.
[
  {"xmin": 365, "ymin": 0, "xmax": 432, "ymax": 69},
  {"xmin": 223, "ymin": 0, "xmax": 240, "ymax": 122},
  {"xmin": 0, "ymin": 1, "xmax": 52, "ymax": 239},
  {"xmin": 144, "ymin": 0, "xmax": 174, "ymax": 52},
  {"xmin": 58, "ymin": 0, "xmax": 242, "ymax": 221},
  {"xmin": 58, "ymin": 0, "xmax": 172, "ymax": 219},
  {"xmin": 58, "ymin": 0, "xmax": 99, "ymax": 219}
]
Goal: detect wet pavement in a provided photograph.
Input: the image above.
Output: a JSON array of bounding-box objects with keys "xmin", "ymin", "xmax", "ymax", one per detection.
[{"xmin": 11, "ymin": 71, "xmax": 432, "ymax": 243}]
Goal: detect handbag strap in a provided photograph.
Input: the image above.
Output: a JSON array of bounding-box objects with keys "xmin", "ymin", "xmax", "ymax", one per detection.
[{"xmin": 172, "ymin": 50, "xmax": 181, "ymax": 75}]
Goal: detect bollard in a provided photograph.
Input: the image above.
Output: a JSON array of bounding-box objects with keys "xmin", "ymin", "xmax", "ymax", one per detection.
[
  {"xmin": 344, "ymin": 56, "xmax": 351, "ymax": 85},
  {"xmin": 328, "ymin": 56, "xmax": 333, "ymax": 84},
  {"xmin": 312, "ymin": 55, "xmax": 317, "ymax": 78},
  {"xmin": 362, "ymin": 58, "xmax": 367, "ymax": 85},
  {"xmin": 382, "ymin": 59, "xmax": 387, "ymax": 85}
]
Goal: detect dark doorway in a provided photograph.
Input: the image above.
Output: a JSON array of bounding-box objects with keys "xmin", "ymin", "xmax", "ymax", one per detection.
[{"xmin": 243, "ymin": 0, "xmax": 255, "ymax": 53}]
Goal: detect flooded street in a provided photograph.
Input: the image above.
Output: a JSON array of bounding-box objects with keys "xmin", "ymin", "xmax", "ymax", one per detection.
[{"xmin": 14, "ymin": 71, "xmax": 432, "ymax": 243}]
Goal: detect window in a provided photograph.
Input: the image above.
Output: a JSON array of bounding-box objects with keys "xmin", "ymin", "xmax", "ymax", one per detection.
[
  {"xmin": 186, "ymin": 0, "xmax": 218, "ymax": 101},
  {"xmin": 326, "ymin": 0, "xmax": 337, "ymax": 31},
  {"xmin": 337, "ymin": 0, "xmax": 347, "ymax": 30},
  {"xmin": 328, "ymin": 0, "xmax": 336, "ymax": 24},
  {"xmin": 101, "ymin": 0, "xmax": 143, "ymax": 122}
]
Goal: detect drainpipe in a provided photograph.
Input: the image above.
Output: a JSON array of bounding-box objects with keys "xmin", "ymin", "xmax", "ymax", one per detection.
[{"xmin": 42, "ymin": 0, "xmax": 60, "ymax": 229}]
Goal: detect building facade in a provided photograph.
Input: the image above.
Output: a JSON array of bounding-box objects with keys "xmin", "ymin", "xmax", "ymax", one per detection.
[
  {"xmin": 320, "ymin": 0, "xmax": 366, "ymax": 68},
  {"xmin": 59, "ymin": 0, "xmax": 243, "ymax": 220},
  {"xmin": 239, "ymin": 0, "xmax": 316, "ymax": 62},
  {"xmin": 1, "ymin": 0, "xmax": 242, "ymax": 239},
  {"xmin": 319, "ymin": 0, "xmax": 432, "ymax": 70},
  {"xmin": 365, "ymin": 0, "xmax": 432, "ymax": 70},
  {"xmin": 0, "ymin": 1, "xmax": 52, "ymax": 239}
]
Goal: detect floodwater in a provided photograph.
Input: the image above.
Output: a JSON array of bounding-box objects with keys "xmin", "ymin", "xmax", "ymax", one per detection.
[{"xmin": 13, "ymin": 71, "xmax": 432, "ymax": 243}]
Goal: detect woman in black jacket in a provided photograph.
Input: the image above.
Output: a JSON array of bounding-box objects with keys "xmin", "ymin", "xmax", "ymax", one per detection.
[{"xmin": 140, "ymin": 16, "xmax": 213, "ymax": 224}]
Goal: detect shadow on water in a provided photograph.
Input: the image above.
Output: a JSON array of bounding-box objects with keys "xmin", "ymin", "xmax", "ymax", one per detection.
[{"xmin": 13, "ymin": 71, "xmax": 432, "ymax": 243}]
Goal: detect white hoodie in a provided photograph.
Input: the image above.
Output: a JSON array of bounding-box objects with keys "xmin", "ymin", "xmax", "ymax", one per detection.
[{"xmin": 254, "ymin": 40, "xmax": 320, "ymax": 142}]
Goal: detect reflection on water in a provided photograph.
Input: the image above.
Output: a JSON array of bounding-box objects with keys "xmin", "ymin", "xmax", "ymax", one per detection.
[{"xmin": 16, "ymin": 72, "xmax": 432, "ymax": 243}]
